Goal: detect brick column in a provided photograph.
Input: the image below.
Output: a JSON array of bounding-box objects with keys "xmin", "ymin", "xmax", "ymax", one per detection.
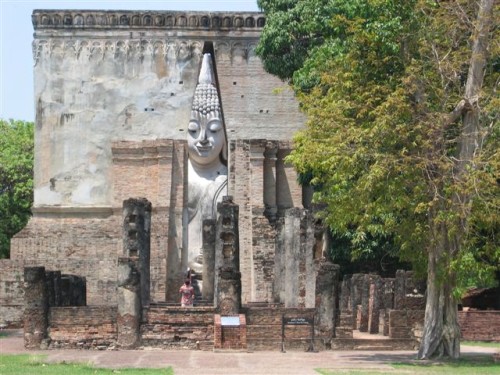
[
  {"xmin": 24, "ymin": 267, "xmax": 49, "ymax": 349},
  {"xmin": 202, "ymin": 219, "xmax": 216, "ymax": 301},
  {"xmin": 340, "ymin": 274, "xmax": 351, "ymax": 311},
  {"xmin": 359, "ymin": 274, "xmax": 370, "ymax": 332},
  {"xmin": 263, "ymin": 141, "xmax": 278, "ymax": 222},
  {"xmin": 368, "ymin": 275, "xmax": 382, "ymax": 334},
  {"xmin": 250, "ymin": 142, "xmax": 265, "ymax": 213},
  {"xmin": 382, "ymin": 278, "xmax": 395, "ymax": 335},
  {"xmin": 123, "ymin": 197, "xmax": 152, "ymax": 307},
  {"xmin": 350, "ymin": 273, "xmax": 364, "ymax": 329},
  {"xmin": 117, "ymin": 257, "xmax": 141, "ymax": 348},
  {"xmin": 284, "ymin": 208, "xmax": 301, "ymax": 308},
  {"xmin": 394, "ymin": 270, "xmax": 405, "ymax": 310},
  {"xmin": 273, "ymin": 218, "xmax": 286, "ymax": 304},
  {"xmin": 214, "ymin": 314, "xmax": 222, "ymax": 349},
  {"xmin": 215, "ymin": 196, "xmax": 241, "ymax": 315},
  {"xmin": 315, "ymin": 261, "xmax": 340, "ymax": 341}
]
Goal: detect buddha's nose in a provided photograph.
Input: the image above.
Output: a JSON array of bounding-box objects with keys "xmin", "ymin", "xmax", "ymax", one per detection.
[{"xmin": 199, "ymin": 126, "xmax": 208, "ymax": 141}]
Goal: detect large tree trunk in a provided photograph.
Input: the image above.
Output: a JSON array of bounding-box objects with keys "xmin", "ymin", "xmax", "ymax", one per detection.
[
  {"xmin": 418, "ymin": 210, "xmax": 461, "ymax": 359},
  {"xmin": 417, "ymin": 0, "xmax": 495, "ymax": 360}
]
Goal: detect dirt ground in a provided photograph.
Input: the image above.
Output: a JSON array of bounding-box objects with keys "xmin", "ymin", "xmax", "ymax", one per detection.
[{"xmin": 1, "ymin": 329, "xmax": 498, "ymax": 375}]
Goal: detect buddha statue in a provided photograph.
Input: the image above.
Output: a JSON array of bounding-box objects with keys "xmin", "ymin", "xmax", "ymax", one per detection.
[{"xmin": 186, "ymin": 53, "xmax": 228, "ymax": 290}]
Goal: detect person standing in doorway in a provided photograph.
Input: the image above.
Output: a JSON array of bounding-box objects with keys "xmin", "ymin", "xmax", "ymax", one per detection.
[{"xmin": 179, "ymin": 279, "xmax": 195, "ymax": 307}]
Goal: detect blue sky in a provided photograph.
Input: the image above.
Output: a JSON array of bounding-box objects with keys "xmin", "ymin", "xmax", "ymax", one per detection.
[{"xmin": 0, "ymin": 0, "xmax": 260, "ymax": 122}]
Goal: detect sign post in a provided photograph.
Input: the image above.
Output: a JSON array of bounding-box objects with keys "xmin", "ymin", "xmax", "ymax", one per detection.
[{"xmin": 281, "ymin": 315, "xmax": 316, "ymax": 353}]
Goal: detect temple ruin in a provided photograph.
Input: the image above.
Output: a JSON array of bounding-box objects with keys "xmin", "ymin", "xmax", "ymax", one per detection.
[{"xmin": 0, "ymin": 9, "xmax": 498, "ymax": 350}]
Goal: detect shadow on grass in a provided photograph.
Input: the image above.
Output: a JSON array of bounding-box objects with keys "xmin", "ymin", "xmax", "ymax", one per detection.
[{"xmin": 316, "ymin": 352, "xmax": 499, "ymax": 375}]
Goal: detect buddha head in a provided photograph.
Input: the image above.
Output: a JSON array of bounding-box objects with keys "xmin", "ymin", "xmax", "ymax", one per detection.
[{"xmin": 187, "ymin": 53, "xmax": 227, "ymax": 167}]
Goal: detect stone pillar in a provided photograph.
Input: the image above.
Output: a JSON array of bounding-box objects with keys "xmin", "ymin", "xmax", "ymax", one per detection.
[
  {"xmin": 337, "ymin": 275, "xmax": 354, "ymax": 338},
  {"xmin": 202, "ymin": 219, "xmax": 216, "ymax": 301},
  {"xmin": 368, "ymin": 275, "xmax": 382, "ymax": 334},
  {"xmin": 123, "ymin": 197, "xmax": 152, "ymax": 307},
  {"xmin": 394, "ymin": 270, "xmax": 405, "ymax": 310},
  {"xmin": 359, "ymin": 274, "xmax": 370, "ymax": 332},
  {"xmin": 284, "ymin": 208, "xmax": 301, "ymax": 307},
  {"xmin": 250, "ymin": 142, "xmax": 266, "ymax": 213},
  {"xmin": 263, "ymin": 141, "xmax": 278, "ymax": 222},
  {"xmin": 24, "ymin": 267, "xmax": 49, "ymax": 349},
  {"xmin": 303, "ymin": 211, "xmax": 316, "ymax": 308},
  {"xmin": 273, "ymin": 218, "xmax": 286, "ymax": 303},
  {"xmin": 382, "ymin": 278, "xmax": 395, "ymax": 310},
  {"xmin": 315, "ymin": 261, "xmax": 340, "ymax": 341},
  {"xmin": 340, "ymin": 274, "xmax": 351, "ymax": 311},
  {"xmin": 381, "ymin": 278, "xmax": 394, "ymax": 336},
  {"xmin": 350, "ymin": 273, "xmax": 364, "ymax": 329},
  {"xmin": 117, "ymin": 257, "xmax": 141, "ymax": 348},
  {"xmin": 215, "ymin": 196, "xmax": 241, "ymax": 315}
]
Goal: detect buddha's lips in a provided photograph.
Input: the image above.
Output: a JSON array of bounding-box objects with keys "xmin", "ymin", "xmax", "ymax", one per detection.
[{"xmin": 196, "ymin": 146, "xmax": 212, "ymax": 152}]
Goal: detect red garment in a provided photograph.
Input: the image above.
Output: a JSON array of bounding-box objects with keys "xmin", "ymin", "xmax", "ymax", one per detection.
[{"xmin": 179, "ymin": 284, "xmax": 194, "ymax": 306}]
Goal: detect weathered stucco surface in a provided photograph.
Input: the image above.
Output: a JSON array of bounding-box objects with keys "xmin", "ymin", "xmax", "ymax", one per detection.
[
  {"xmin": 1, "ymin": 10, "xmax": 312, "ymax": 325},
  {"xmin": 32, "ymin": 10, "xmax": 305, "ymax": 207}
]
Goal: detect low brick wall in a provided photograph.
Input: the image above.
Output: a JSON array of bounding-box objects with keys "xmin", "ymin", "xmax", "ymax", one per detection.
[
  {"xmin": 48, "ymin": 306, "xmax": 117, "ymax": 349},
  {"xmin": 141, "ymin": 305, "xmax": 215, "ymax": 349},
  {"xmin": 336, "ymin": 310, "xmax": 354, "ymax": 338},
  {"xmin": 388, "ymin": 310, "xmax": 424, "ymax": 339},
  {"xmin": 459, "ymin": 310, "xmax": 500, "ymax": 342},
  {"xmin": 214, "ymin": 314, "xmax": 247, "ymax": 349},
  {"xmin": 0, "ymin": 260, "xmax": 25, "ymax": 328},
  {"xmin": 245, "ymin": 306, "xmax": 318, "ymax": 351},
  {"xmin": 0, "ymin": 259, "xmax": 44, "ymax": 327}
]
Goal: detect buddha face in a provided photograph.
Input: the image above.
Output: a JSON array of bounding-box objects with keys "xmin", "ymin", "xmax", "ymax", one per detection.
[{"xmin": 187, "ymin": 110, "xmax": 225, "ymax": 166}]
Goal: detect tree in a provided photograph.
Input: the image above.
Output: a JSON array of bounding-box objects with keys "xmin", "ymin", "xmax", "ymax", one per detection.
[
  {"xmin": 257, "ymin": 0, "xmax": 499, "ymax": 359},
  {"xmin": 0, "ymin": 119, "xmax": 34, "ymax": 258}
]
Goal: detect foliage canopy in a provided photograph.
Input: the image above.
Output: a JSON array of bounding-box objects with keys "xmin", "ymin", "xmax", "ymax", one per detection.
[
  {"xmin": 257, "ymin": 0, "xmax": 499, "ymax": 292},
  {"xmin": 0, "ymin": 119, "xmax": 34, "ymax": 258}
]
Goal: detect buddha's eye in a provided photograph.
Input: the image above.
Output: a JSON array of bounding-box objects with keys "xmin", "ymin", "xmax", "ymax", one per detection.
[
  {"xmin": 188, "ymin": 121, "xmax": 199, "ymax": 133},
  {"xmin": 208, "ymin": 121, "xmax": 222, "ymax": 132}
]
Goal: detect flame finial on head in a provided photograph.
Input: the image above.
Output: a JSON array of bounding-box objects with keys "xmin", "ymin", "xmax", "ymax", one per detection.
[
  {"xmin": 191, "ymin": 54, "xmax": 220, "ymax": 115},
  {"xmin": 198, "ymin": 53, "xmax": 215, "ymax": 85}
]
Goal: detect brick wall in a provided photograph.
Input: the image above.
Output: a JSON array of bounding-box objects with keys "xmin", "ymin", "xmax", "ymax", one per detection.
[
  {"xmin": 0, "ymin": 260, "xmax": 26, "ymax": 327},
  {"xmin": 141, "ymin": 305, "xmax": 215, "ymax": 349},
  {"xmin": 394, "ymin": 270, "xmax": 426, "ymax": 310},
  {"xmin": 20, "ymin": 12, "xmax": 308, "ymax": 321},
  {"xmin": 0, "ymin": 259, "xmax": 75, "ymax": 327},
  {"xmin": 245, "ymin": 305, "xmax": 317, "ymax": 350},
  {"xmin": 214, "ymin": 314, "xmax": 247, "ymax": 349},
  {"xmin": 459, "ymin": 310, "xmax": 500, "ymax": 341},
  {"xmin": 229, "ymin": 139, "xmax": 302, "ymax": 304},
  {"xmin": 229, "ymin": 140, "xmax": 253, "ymax": 303},
  {"xmin": 4, "ymin": 137, "xmax": 308, "ymax": 323},
  {"xmin": 388, "ymin": 309, "xmax": 425, "ymax": 339},
  {"xmin": 11, "ymin": 213, "xmax": 121, "ymax": 306},
  {"xmin": 112, "ymin": 139, "xmax": 186, "ymax": 302},
  {"xmin": 48, "ymin": 306, "xmax": 117, "ymax": 349}
]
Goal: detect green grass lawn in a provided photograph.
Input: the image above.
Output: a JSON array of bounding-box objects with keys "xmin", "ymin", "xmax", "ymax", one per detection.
[
  {"xmin": 316, "ymin": 355, "xmax": 500, "ymax": 375},
  {"xmin": 0, "ymin": 355, "xmax": 174, "ymax": 375}
]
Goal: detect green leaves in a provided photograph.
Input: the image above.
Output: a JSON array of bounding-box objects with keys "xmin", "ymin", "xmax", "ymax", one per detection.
[
  {"xmin": 258, "ymin": 0, "xmax": 499, "ymax": 288},
  {"xmin": 0, "ymin": 119, "xmax": 34, "ymax": 258}
]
